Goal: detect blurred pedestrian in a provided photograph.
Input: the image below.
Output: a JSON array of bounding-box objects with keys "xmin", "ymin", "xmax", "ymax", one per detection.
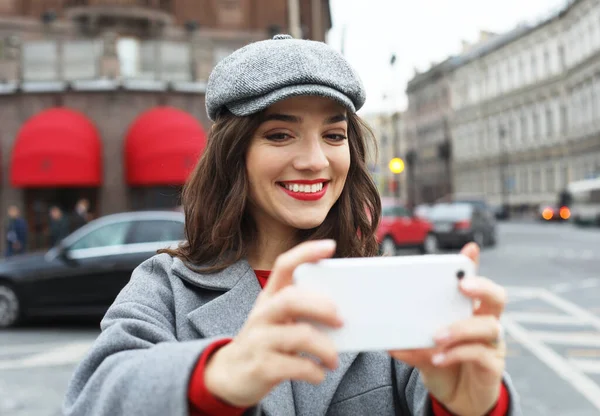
[
  {"xmin": 4, "ymin": 205, "xmax": 27, "ymax": 257},
  {"xmin": 64, "ymin": 35, "xmax": 519, "ymax": 416},
  {"xmin": 49, "ymin": 206, "xmax": 70, "ymax": 247},
  {"xmin": 70, "ymin": 199, "xmax": 90, "ymax": 232}
]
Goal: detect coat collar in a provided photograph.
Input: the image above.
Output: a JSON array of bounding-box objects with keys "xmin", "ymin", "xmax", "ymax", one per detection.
[{"xmin": 175, "ymin": 257, "xmax": 358, "ymax": 416}]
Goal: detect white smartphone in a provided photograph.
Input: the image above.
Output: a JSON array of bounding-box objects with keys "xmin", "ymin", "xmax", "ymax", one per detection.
[{"xmin": 292, "ymin": 254, "xmax": 475, "ymax": 352}]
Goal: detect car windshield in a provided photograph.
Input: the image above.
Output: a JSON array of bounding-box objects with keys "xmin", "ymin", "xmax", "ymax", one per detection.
[{"xmin": 429, "ymin": 204, "xmax": 473, "ymax": 221}]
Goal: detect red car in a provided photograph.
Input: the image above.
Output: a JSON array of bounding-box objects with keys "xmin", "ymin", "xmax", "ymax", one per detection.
[{"xmin": 376, "ymin": 204, "xmax": 438, "ymax": 255}]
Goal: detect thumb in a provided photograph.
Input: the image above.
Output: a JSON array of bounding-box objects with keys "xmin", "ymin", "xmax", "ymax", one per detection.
[
  {"xmin": 460, "ymin": 242, "xmax": 480, "ymax": 269},
  {"xmin": 262, "ymin": 239, "xmax": 337, "ymax": 296}
]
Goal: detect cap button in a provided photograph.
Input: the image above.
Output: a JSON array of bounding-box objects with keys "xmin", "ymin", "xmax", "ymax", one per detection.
[{"xmin": 273, "ymin": 34, "xmax": 293, "ymax": 40}]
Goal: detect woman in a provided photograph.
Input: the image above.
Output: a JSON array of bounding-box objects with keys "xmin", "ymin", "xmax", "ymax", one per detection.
[{"xmin": 64, "ymin": 34, "xmax": 520, "ymax": 416}]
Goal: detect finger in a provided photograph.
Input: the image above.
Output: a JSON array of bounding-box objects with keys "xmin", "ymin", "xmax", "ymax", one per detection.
[
  {"xmin": 389, "ymin": 348, "xmax": 437, "ymax": 369},
  {"xmin": 431, "ymin": 344, "xmax": 505, "ymax": 375},
  {"xmin": 263, "ymin": 353, "xmax": 327, "ymax": 386},
  {"xmin": 267, "ymin": 323, "xmax": 339, "ymax": 370},
  {"xmin": 460, "ymin": 242, "xmax": 479, "ymax": 269},
  {"xmin": 434, "ymin": 316, "xmax": 502, "ymax": 347},
  {"xmin": 262, "ymin": 239, "xmax": 337, "ymax": 296},
  {"xmin": 255, "ymin": 286, "xmax": 343, "ymax": 328},
  {"xmin": 459, "ymin": 277, "xmax": 507, "ymax": 317}
]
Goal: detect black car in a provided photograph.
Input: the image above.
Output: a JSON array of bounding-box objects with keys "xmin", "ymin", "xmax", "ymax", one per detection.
[
  {"xmin": 429, "ymin": 203, "xmax": 497, "ymax": 249},
  {"xmin": 0, "ymin": 211, "xmax": 185, "ymax": 328}
]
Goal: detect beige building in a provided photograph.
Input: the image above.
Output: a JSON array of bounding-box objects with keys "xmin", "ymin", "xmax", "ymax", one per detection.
[
  {"xmin": 363, "ymin": 111, "xmax": 407, "ymax": 202},
  {"xmin": 0, "ymin": 0, "xmax": 331, "ymax": 252},
  {"xmin": 450, "ymin": 0, "xmax": 600, "ymax": 211}
]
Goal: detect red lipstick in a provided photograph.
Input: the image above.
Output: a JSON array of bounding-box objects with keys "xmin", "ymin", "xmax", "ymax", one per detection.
[{"xmin": 278, "ymin": 180, "xmax": 329, "ymax": 201}]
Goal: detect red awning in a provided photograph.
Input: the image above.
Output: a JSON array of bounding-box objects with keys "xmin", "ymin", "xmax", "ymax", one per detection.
[
  {"xmin": 125, "ymin": 107, "xmax": 207, "ymax": 186},
  {"xmin": 10, "ymin": 108, "xmax": 102, "ymax": 187}
]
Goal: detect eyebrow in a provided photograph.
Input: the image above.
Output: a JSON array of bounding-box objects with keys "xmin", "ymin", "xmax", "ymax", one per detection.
[{"xmin": 262, "ymin": 113, "xmax": 348, "ymax": 125}]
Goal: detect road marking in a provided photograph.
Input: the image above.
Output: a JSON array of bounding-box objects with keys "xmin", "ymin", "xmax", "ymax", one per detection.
[
  {"xmin": 532, "ymin": 331, "xmax": 600, "ymax": 347},
  {"xmin": 538, "ymin": 290, "xmax": 600, "ymax": 331},
  {"xmin": 0, "ymin": 341, "xmax": 92, "ymax": 370},
  {"xmin": 502, "ymin": 316, "xmax": 600, "ymax": 410},
  {"xmin": 569, "ymin": 359, "xmax": 600, "ymax": 374},
  {"xmin": 506, "ymin": 312, "xmax": 589, "ymax": 326}
]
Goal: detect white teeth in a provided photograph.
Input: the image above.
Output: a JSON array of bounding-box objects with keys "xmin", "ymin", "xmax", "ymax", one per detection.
[{"xmin": 283, "ymin": 182, "xmax": 325, "ymax": 193}]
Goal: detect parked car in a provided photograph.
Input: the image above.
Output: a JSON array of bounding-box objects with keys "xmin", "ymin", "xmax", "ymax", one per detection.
[
  {"xmin": 376, "ymin": 205, "xmax": 438, "ymax": 256},
  {"xmin": 428, "ymin": 203, "xmax": 497, "ymax": 249},
  {"xmin": 0, "ymin": 211, "xmax": 185, "ymax": 328}
]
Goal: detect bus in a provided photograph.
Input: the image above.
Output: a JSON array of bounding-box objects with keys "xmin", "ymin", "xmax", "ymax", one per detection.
[{"xmin": 567, "ymin": 177, "xmax": 600, "ymax": 226}]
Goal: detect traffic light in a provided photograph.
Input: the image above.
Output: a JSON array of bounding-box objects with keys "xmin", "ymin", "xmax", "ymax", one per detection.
[{"xmin": 389, "ymin": 158, "xmax": 405, "ymax": 174}]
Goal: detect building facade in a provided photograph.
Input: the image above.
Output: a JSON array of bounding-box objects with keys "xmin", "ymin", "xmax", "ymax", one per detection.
[
  {"xmin": 363, "ymin": 111, "xmax": 407, "ymax": 203},
  {"xmin": 450, "ymin": 0, "xmax": 600, "ymax": 211},
  {"xmin": 404, "ymin": 58, "xmax": 455, "ymax": 206},
  {"xmin": 0, "ymin": 0, "xmax": 331, "ymax": 253}
]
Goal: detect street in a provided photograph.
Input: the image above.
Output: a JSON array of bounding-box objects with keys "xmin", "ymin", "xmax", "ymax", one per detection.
[{"xmin": 1, "ymin": 221, "xmax": 599, "ymax": 416}]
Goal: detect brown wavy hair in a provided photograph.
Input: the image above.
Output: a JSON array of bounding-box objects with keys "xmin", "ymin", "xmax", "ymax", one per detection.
[{"xmin": 159, "ymin": 110, "xmax": 381, "ymax": 272}]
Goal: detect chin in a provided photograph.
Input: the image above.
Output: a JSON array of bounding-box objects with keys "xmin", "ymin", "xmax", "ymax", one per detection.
[{"xmin": 285, "ymin": 214, "xmax": 328, "ymax": 230}]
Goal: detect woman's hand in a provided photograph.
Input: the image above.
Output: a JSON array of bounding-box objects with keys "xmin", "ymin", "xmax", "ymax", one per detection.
[
  {"xmin": 390, "ymin": 243, "xmax": 507, "ymax": 416},
  {"xmin": 204, "ymin": 240, "xmax": 342, "ymax": 408}
]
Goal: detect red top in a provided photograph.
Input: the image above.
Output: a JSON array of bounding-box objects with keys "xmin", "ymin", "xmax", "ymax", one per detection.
[{"xmin": 188, "ymin": 271, "xmax": 510, "ymax": 416}]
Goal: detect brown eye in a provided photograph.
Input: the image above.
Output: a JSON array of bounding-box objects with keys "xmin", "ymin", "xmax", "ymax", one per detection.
[
  {"xmin": 325, "ymin": 134, "xmax": 347, "ymax": 141},
  {"xmin": 265, "ymin": 133, "xmax": 292, "ymax": 141}
]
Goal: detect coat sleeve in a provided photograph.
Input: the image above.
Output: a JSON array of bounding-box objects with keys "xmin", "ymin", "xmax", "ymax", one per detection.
[
  {"xmin": 394, "ymin": 361, "xmax": 523, "ymax": 416},
  {"xmin": 62, "ymin": 256, "xmax": 238, "ymax": 416}
]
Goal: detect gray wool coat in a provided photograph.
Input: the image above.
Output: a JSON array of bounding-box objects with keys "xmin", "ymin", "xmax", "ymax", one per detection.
[{"xmin": 63, "ymin": 253, "xmax": 522, "ymax": 416}]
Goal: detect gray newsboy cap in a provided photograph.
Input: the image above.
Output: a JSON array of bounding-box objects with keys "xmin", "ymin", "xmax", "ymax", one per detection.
[{"xmin": 205, "ymin": 34, "xmax": 366, "ymax": 121}]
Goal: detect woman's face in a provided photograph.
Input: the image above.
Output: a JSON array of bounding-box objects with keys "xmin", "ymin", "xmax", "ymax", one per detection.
[{"xmin": 246, "ymin": 96, "xmax": 351, "ymax": 234}]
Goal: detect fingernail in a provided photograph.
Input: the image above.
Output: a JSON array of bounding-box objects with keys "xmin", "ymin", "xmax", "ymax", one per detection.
[
  {"xmin": 316, "ymin": 239, "xmax": 336, "ymax": 250},
  {"xmin": 434, "ymin": 329, "xmax": 452, "ymax": 343},
  {"xmin": 432, "ymin": 353, "xmax": 445, "ymax": 365},
  {"xmin": 461, "ymin": 278, "xmax": 479, "ymax": 291}
]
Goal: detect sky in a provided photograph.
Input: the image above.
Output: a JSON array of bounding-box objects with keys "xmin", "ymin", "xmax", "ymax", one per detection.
[{"xmin": 327, "ymin": 0, "xmax": 569, "ymax": 115}]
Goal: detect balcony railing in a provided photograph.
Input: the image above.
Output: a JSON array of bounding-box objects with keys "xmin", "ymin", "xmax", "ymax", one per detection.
[{"xmin": 64, "ymin": 0, "xmax": 173, "ymax": 13}]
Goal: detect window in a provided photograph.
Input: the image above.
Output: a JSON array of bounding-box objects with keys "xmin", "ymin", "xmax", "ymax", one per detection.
[
  {"xmin": 117, "ymin": 37, "xmax": 140, "ymax": 79},
  {"xmin": 520, "ymin": 169, "xmax": 529, "ymax": 193},
  {"xmin": 128, "ymin": 220, "xmax": 185, "ymax": 244},
  {"xmin": 558, "ymin": 45, "xmax": 565, "ymax": 70},
  {"xmin": 531, "ymin": 54, "xmax": 537, "ymax": 80},
  {"xmin": 546, "ymin": 107, "xmax": 554, "ymax": 137},
  {"xmin": 70, "ymin": 222, "xmax": 131, "ymax": 250},
  {"xmin": 521, "ymin": 115, "xmax": 529, "ymax": 141},
  {"xmin": 545, "ymin": 166, "xmax": 555, "ymax": 192},
  {"xmin": 532, "ymin": 111, "xmax": 540, "ymax": 139},
  {"xmin": 532, "ymin": 168, "xmax": 541, "ymax": 191},
  {"xmin": 544, "ymin": 49, "xmax": 550, "ymax": 73},
  {"xmin": 561, "ymin": 105, "xmax": 568, "ymax": 135}
]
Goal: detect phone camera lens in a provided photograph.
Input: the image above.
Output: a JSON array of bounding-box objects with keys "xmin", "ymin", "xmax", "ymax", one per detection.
[{"xmin": 456, "ymin": 270, "xmax": 465, "ymax": 280}]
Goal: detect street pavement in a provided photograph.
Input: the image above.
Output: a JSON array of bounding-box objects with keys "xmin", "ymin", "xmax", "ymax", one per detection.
[{"xmin": 0, "ymin": 220, "xmax": 599, "ymax": 416}]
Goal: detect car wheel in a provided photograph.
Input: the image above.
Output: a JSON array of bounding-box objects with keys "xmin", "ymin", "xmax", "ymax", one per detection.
[
  {"xmin": 420, "ymin": 233, "xmax": 439, "ymax": 254},
  {"xmin": 380, "ymin": 237, "xmax": 397, "ymax": 256},
  {"xmin": 0, "ymin": 284, "xmax": 20, "ymax": 328}
]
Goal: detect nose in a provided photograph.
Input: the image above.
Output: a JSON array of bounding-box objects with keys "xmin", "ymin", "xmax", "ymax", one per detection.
[{"xmin": 293, "ymin": 135, "xmax": 330, "ymax": 172}]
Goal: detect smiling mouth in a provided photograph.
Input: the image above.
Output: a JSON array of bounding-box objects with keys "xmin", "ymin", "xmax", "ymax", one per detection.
[{"xmin": 278, "ymin": 181, "xmax": 328, "ymax": 194}]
